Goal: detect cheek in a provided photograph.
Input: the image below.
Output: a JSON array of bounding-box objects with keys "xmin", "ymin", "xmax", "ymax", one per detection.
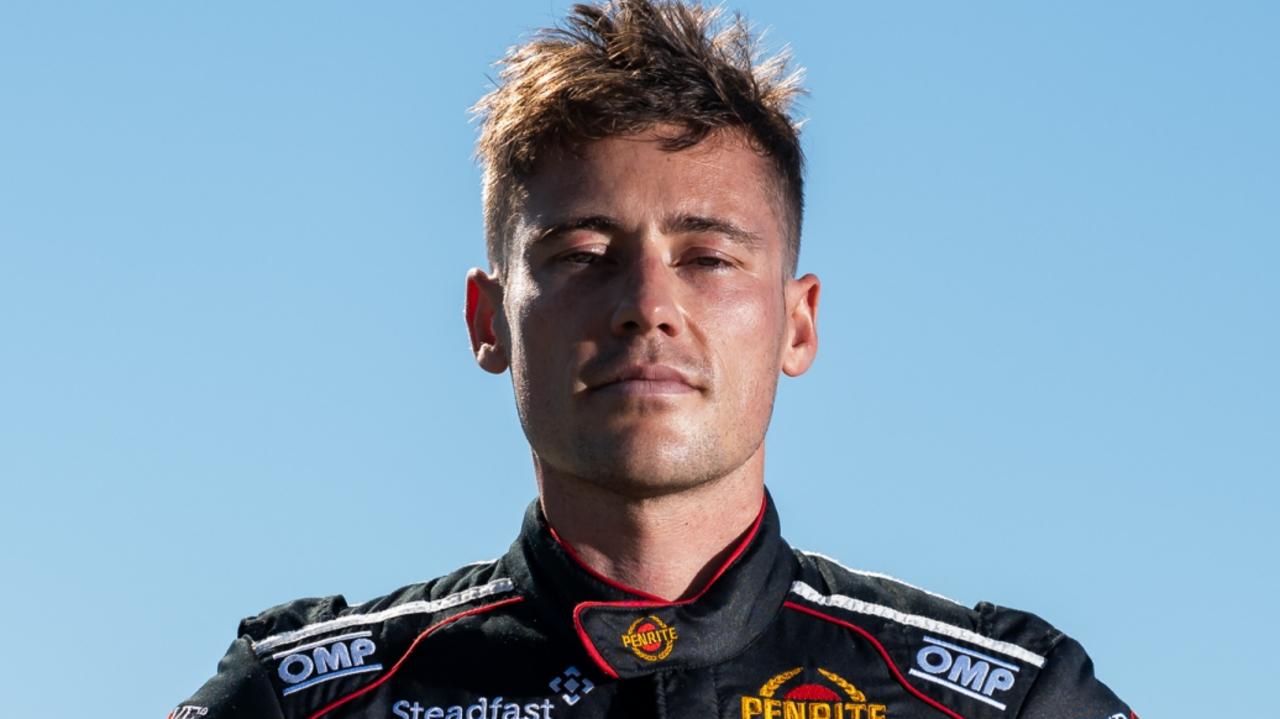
[
  {"xmin": 701, "ymin": 281, "xmax": 786, "ymax": 384},
  {"xmin": 505, "ymin": 285, "xmax": 554, "ymax": 382},
  {"xmin": 508, "ymin": 286, "xmax": 594, "ymax": 390},
  {"xmin": 714, "ymin": 275, "xmax": 784, "ymax": 338}
]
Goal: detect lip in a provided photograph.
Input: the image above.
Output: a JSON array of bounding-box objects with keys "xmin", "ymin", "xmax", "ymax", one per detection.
[{"xmin": 589, "ymin": 363, "xmax": 700, "ymax": 395}]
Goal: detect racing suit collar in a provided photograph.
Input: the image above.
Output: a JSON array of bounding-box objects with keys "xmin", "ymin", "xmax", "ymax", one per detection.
[{"xmin": 504, "ymin": 488, "xmax": 797, "ymax": 679}]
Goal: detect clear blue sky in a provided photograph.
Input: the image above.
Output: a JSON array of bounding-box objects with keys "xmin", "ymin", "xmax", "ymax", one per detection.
[{"xmin": 1, "ymin": 2, "xmax": 1275, "ymax": 717}]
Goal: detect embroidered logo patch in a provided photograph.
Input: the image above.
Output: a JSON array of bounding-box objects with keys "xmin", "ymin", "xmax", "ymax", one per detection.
[
  {"xmin": 273, "ymin": 631, "xmax": 382, "ymax": 697},
  {"xmin": 549, "ymin": 665, "xmax": 595, "ymax": 706},
  {"xmin": 740, "ymin": 667, "xmax": 888, "ymax": 719},
  {"xmin": 908, "ymin": 635, "xmax": 1020, "ymax": 711},
  {"xmin": 392, "ymin": 697, "xmax": 555, "ymax": 719},
  {"xmin": 619, "ymin": 615, "xmax": 678, "ymax": 662}
]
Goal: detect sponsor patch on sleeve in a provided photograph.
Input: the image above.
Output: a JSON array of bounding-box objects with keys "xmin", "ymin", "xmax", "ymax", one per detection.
[
  {"xmin": 271, "ymin": 631, "xmax": 383, "ymax": 697},
  {"xmin": 908, "ymin": 635, "xmax": 1021, "ymax": 711}
]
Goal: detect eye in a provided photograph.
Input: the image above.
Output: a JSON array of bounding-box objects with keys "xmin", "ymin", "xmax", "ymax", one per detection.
[
  {"xmin": 686, "ymin": 254, "xmax": 734, "ymax": 269},
  {"xmin": 558, "ymin": 249, "xmax": 606, "ymax": 266}
]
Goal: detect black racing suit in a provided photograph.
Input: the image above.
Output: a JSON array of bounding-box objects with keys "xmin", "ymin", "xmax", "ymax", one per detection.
[{"xmin": 171, "ymin": 493, "xmax": 1138, "ymax": 719}]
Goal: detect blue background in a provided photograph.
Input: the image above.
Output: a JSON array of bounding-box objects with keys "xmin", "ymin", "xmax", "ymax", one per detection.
[{"xmin": 2, "ymin": 2, "xmax": 1275, "ymax": 716}]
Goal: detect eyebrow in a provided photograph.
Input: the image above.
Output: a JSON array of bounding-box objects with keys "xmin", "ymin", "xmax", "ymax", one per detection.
[
  {"xmin": 532, "ymin": 215, "xmax": 622, "ymax": 245},
  {"xmin": 662, "ymin": 214, "xmax": 763, "ymax": 249},
  {"xmin": 531, "ymin": 213, "xmax": 762, "ymax": 249}
]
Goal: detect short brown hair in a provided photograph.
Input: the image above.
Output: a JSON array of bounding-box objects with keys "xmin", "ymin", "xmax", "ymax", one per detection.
[{"xmin": 472, "ymin": 0, "xmax": 806, "ymax": 275}]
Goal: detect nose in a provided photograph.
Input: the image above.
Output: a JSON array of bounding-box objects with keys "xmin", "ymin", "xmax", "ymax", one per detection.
[{"xmin": 610, "ymin": 253, "xmax": 684, "ymax": 338}]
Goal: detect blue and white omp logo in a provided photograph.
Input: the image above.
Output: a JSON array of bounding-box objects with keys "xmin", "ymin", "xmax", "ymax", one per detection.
[
  {"xmin": 273, "ymin": 631, "xmax": 382, "ymax": 696},
  {"xmin": 908, "ymin": 636, "xmax": 1019, "ymax": 711}
]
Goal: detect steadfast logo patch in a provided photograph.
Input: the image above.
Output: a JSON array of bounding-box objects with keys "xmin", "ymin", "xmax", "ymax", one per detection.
[
  {"xmin": 273, "ymin": 630, "xmax": 382, "ymax": 696},
  {"xmin": 908, "ymin": 636, "xmax": 1019, "ymax": 710},
  {"xmin": 740, "ymin": 667, "xmax": 888, "ymax": 719},
  {"xmin": 620, "ymin": 615, "xmax": 678, "ymax": 662},
  {"xmin": 392, "ymin": 697, "xmax": 555, "ymax": 719}
]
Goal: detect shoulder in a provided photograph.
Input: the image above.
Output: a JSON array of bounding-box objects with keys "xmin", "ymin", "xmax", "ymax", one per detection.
[
  {"xmin": 788, "ymin": 549, "xmax": 1132, "ymax": 719},
  {"xmin": 793, "ymin": 548, "xmax": 1063, "ymax": 658},
  {"xmin": 171, "ymin": 558, "xmax": 523, "ymax": 719},
  {"xmin": 240, "ymin": 557, "xmax": 515, "ymax": 655}
]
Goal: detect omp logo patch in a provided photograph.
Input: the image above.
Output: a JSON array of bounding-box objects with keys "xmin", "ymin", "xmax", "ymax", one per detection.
[
  {"xmin": 273, "ymin": 630, "xmax": 382, "ymax": 696},
  {"xmin": 908, "ymin": 636, "xmax": 1019, "ymax": 710},
  {"xmin": 620, "ymin": 615, "xmax": 678, "ymax": 662},
  {"xmin": 740, "ymin": 667, "xmax": 888, "ymax": 719},
  {"xmin": 167, "ymin": 706, "xmax": 208, "ymax": 719}
]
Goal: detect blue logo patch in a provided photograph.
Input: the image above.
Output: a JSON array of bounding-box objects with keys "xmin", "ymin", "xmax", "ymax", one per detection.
[
  {"xmin": 273, "ymin": 631, "xmax": 382, "ymax": 696},
  {"xmin": 549, "ymin": 666, "xmax": 595, "ymax": 706},
  {"xmin": 908, "ymin": 636, "xmax": 1020, "ymax": 711}
]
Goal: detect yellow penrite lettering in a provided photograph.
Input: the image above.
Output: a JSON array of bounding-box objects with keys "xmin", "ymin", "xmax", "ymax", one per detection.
[
  {"xmin": 742, "ymin": 668, "xmax": 887, "ymax": 719},
  {"xmin": 620, "ymin": 627, "xmax": 677, "ymax": 648},
  {"xmin": 619, "ymin": 615, "xmax": 678, "ymax": 661},
  {"xmin": 738, "ymin": 700, "xmax": 889, "ymax": 719}
]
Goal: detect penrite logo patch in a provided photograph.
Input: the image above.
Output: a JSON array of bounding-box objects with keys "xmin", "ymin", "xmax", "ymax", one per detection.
[
  {"xmin": 619, "ymin": 615, "xmax": 678, "ymax": 662},
  {"xmin": 273, "ymin": 631, "xmax": 382, "ymax": 697},
  {"xmin": 740, "ymin": 667, "xmax": 888, "ymax": 719},
  {"xmin": 908, "ymin": 636, "xmax": 1019, "ymax": 711}
]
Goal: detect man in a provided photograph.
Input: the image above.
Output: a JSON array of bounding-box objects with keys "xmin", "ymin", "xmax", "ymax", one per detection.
[{"xmin": 172, "ymin": 2, "xmax": 1136, "ymax": 718}]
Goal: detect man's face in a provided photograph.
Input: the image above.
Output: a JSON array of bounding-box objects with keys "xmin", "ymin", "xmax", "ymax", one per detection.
[{"xmin": 467, "ymin": 127, "xmax": 819, "ymax": 498}]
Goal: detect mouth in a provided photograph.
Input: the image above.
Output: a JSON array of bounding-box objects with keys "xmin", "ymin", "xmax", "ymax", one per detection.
[{"xmin": 588, "ymin": 364, "xmax": 701, "ymax": 396}]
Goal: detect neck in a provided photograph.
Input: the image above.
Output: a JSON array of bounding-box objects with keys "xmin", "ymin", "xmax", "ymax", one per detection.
[{"xmin": 535, "ymin": 448, "xmax": 766, "ymax": 602}]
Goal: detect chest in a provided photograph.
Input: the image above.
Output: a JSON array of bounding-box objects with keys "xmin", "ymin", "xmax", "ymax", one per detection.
[{"xmin": 279, "ymin": 606, "xmax": 1029, "ymax": 719}]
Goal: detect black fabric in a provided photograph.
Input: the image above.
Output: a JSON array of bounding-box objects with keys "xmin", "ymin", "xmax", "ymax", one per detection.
[
  {"xmin": 171, "ymin": 492, "xmax": 1136, "ymax": 719},
  {"xmin": 1015, "ymin": 637, "xmax": 1131, "ymax": 719}
]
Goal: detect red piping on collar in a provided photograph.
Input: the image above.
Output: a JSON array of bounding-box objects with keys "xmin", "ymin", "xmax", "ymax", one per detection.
[
  {"xmin": 307, "ymin": 596, "xmax": 525, "ymax": 719},
  {"xmin": 568, "ymin": 495, "xmax": 768, "ymax": 678},
  {"xmin": 783, "ymin": 601, "xmax": 966, "ymax": 719},
  {"xmin": 548, "ymin": 524, "xmax": 666, "ymax": 602}
]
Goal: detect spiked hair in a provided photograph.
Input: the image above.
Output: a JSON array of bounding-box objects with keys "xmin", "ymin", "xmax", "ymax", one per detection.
[{"xmin": 472, "ymin": 0, "xmax": 807, "ymax": 274}]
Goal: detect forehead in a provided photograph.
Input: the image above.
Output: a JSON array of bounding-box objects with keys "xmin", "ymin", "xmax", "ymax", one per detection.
[{"xmin": 516, "ymin": 127, "xmax": 787, "ymax": 246}]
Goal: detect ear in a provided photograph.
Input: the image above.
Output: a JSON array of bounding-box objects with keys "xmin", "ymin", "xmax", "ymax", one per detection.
[
  {"xmin": 780, "ymin": 272, "xmax": 820, "ymax": 377},
  {"xmin": 465, "ymin": 267, "xmax": 509, "ymax": 374}
]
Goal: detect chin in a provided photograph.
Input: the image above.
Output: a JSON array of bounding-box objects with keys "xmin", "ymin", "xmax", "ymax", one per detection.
[
  {"xmin": 578, "ymin": 466, "xmax": 722, "ymax": 500},
  {"xmin": 563, "ymin": 433, "xmax": 747, "ymax": 499}
]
